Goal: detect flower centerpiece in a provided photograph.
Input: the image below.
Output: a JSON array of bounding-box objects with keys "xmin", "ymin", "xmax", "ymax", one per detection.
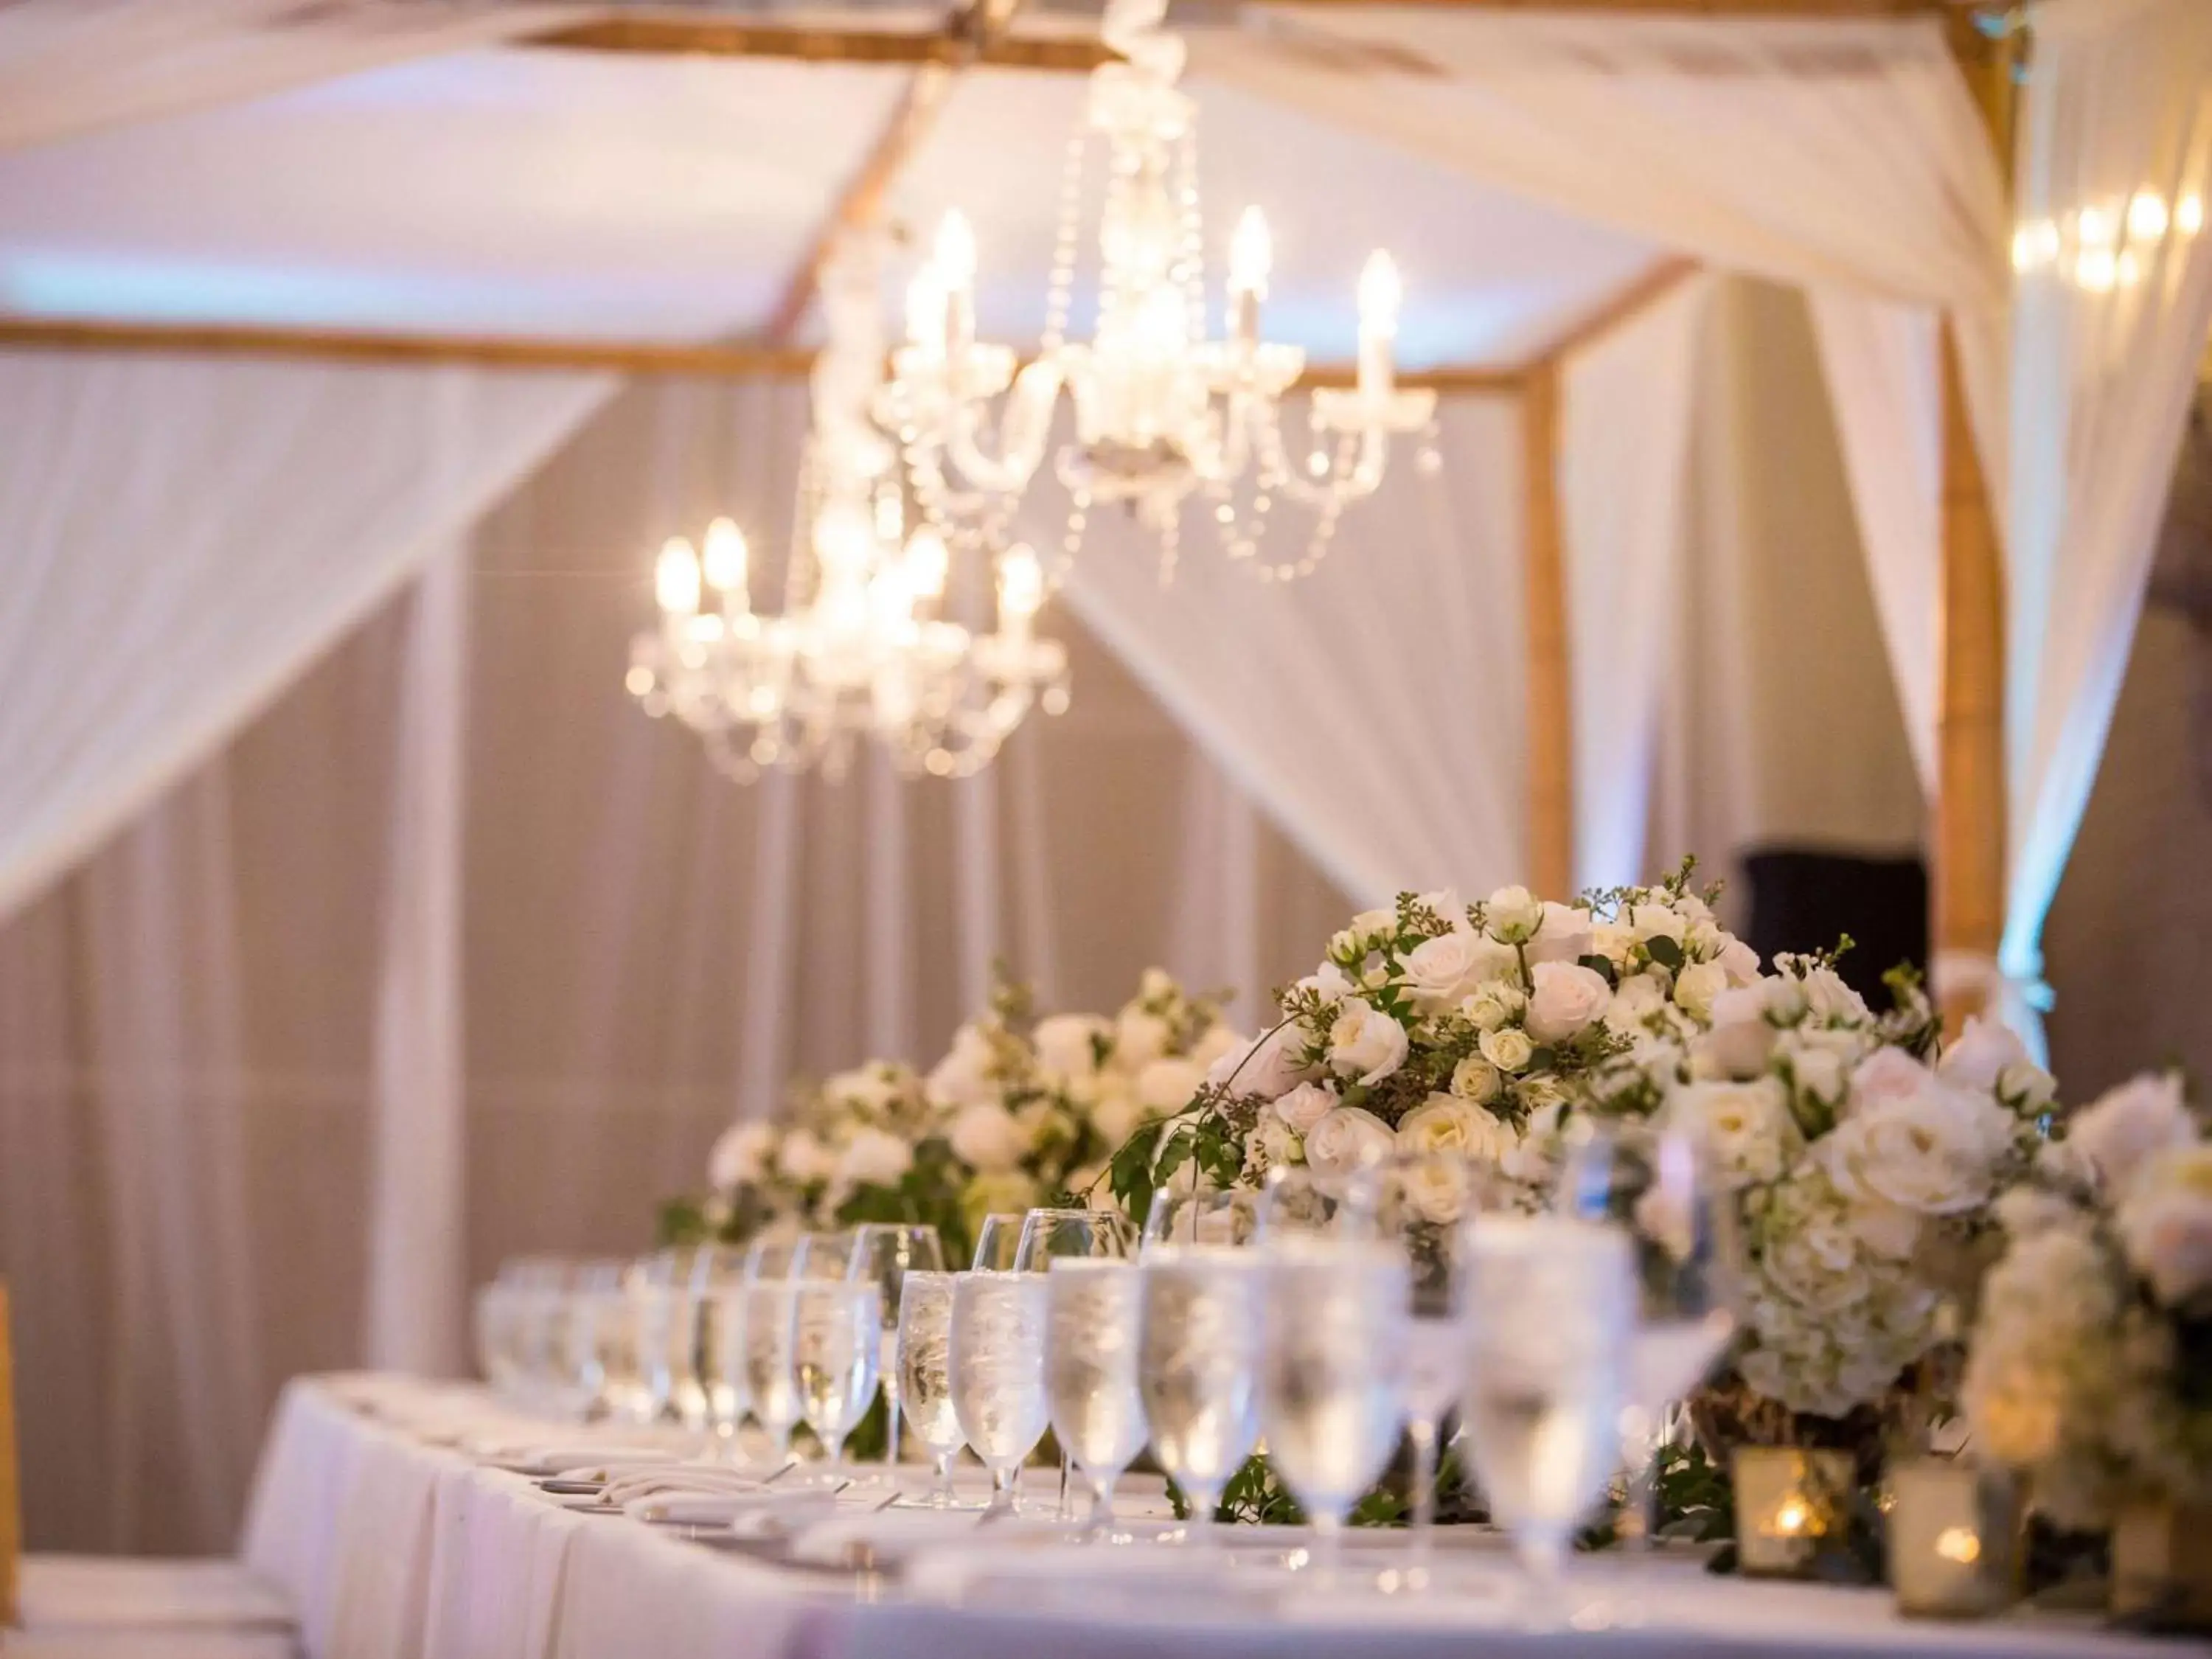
[
  {"xmin": 1105, "ymin": 863, "xmax": 1760, "ymax": 1223},
  {"xmin": 1962, "ymin": 1072, "xmax": 2212, "ymax": 1620}
]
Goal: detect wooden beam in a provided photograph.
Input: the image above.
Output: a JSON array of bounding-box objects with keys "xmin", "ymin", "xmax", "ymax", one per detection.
[
  {"xmin": 1932, "ymin": 7, "xmax": 2017, "ymax": 1031},
  {"xmin": 1521, "ymin": 361, "xmax": 1576, "ymax": 898},
  {"xmin": 1526, "ymin": 257, "xmax": 1701, "ymax": 369},
  {"xmin": 525, "ymin": 14, "xmax": 1115, "ymax": 74},
  {"xmin": 0, "ymin": 313, "xmax": 1525, "ymax": 393}
]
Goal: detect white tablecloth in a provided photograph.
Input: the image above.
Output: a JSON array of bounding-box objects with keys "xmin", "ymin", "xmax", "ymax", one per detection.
[{"xmin": 237, "ymin": 1375, "xmax": 2176, "ymax": 1659}]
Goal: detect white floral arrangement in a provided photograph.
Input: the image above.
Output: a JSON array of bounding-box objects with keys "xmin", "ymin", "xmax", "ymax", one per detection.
[
  {"xmin": 1964, "ymin": 1071, "xmax": 2212, "ymax": 1528},
  {"xmin": 1585, "ymin": 959, "xmax": 2057, "ymax": 1425},
  {"xmin": 1108, "ymin": 866, "xmax": 1761, "ymax": 1222},
  {"xmin": 698, "ymin": 1060, "xmax": 937, "ymax": 1238},
  {"xmin": 926, "ymin": 968, "xmax": 1240, "ymax": 1235}
]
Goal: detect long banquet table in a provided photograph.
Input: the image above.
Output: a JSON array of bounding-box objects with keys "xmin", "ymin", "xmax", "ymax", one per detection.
[{"xmin": 239, "ymin": 1374, "xmax": 2180, "ymax": 1659}]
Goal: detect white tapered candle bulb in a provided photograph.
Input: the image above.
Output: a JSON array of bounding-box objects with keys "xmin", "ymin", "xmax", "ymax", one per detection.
[
  {"xmin": 906, "ymin": 265, "xmax": 947, "ymax": 352},
  {"xmin": 700, "ymin": 518, "xmax": 748, "ymax": 598},
  {"xmin": 655, "ymin": 537, "xmax": 700, "ymax": 616},
  {"xmin": 1359, "ymin": 251, "xmax": 1401, "ymax": 334},
  {"xmin": 998, "ymin": 544, "xmax": 1043, "ymax": 631},
  {"xmin": 934, "ymin": 211, "xmax": 977, "ymax": 289},
  {"xmin": 1230, "ymin": 207, "xmax": 1272, "ymax": 298},
  {"xmin": 906, "ymin": 529, "xmax": 949, "ymax": 599}
]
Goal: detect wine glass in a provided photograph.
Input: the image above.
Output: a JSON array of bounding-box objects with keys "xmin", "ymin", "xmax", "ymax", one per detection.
[
  {"xmin": 847, "ymin": 1224, "xmax": 947, "ymax": 1470},
  {"xmin": 792, "ymin": 1281, "xmax": 882, "ymax": 1470},
  {"xmin": 566, "ymin": 1259, "xmax": 646, "ymax": 1423},
  {"xmin": 1137, "ymin": 1243, "xmax": 1263, "ymax": 1539},
  {"xmin": 743, "ymin": 1234, "xmax": 799, "ymax": 1281},
  {"xmin": 1256, "ymin": 1240, "xmax": 1411, "ymax": 1587},
  {"xmin": 1554, "ymin": 1120, "xmax": 1742, "ymax": 1549},
  {"xmin": 631, "ymin": 1247, "xmax": 704, "ymax": 1427},
  {"xmin": 1257, "ymin": 1163, "xmax": 1381, "ymax": 1242},
  {"xmin": 1045, "ymin": 1259, "xmax": 1148, "ymax": 1534},
  {"xmin": 1374, "ymin": 1147, "xmax": 1496, "ymax": 1582},
  {"xmin": 948, "ymin": 1270, "xmax": 1051, "ymax": 1515},
  {"xmin": 1139, "ymin": 1185, "xmax": 1259, "ymax": 1253},
  {"xmin": 971, "ymin": 1213, "xmax": 1026, "ymax": 1271},
  {"xmin": 1458, "ymin": 1216, "xmax": 1636, "ymax": 1618},
  {"xmin": 897, "ymin": 1270, "xmax": 973, "ymax": 1508},
  {"xmin": 689, "ymin": 1245, "xmax": 749, "ymax": 1450},
  {"xmin": 738, "ymin": 1279, "xmax": 804, "ymax": 1464},
  {"xmin": 1015, "ymin": 1207, "xmax": 1135, "ymax": 1270},
  {"xmin": 792, "ymin": 1230, "xmax": 856, "ymax": 1281}
]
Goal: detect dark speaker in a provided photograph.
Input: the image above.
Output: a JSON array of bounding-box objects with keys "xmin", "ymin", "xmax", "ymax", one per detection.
[{"xmin": 1741, "ymin": 849, "xmax": 1927, "ymax": 1005}]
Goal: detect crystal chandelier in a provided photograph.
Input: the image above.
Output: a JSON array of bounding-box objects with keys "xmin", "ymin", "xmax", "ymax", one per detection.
[
  {"xmin": 626, "ymin": 244, "xmax": 1069, "ymax": 782},
  {"xmin": 880, "ymin": 0, "xmax": 1437, "ymax": 584}
]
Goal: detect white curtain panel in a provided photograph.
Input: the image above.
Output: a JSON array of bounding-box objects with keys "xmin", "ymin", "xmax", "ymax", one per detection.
[
  {"xmin": 0, "ymin": 0, "xmax": 585, "ymax": 155},
  {"xmin": 1046, "ymin": 395, "xmax": 1527, "ymax": 905},
  {"xmin": 1561, "ymin": 277, "xmax": 1711, "ymax": 889},
  {"xmin": 0, "ymin": 352, "xmax": 611, "ymax": 926},
  {"xmin": 1806, "ymin": 291, "xmax": 1946, "ymax": 796},
  {"xmin": 1995, "ymin": 0, "xmax": 2212, "ymax": 1052}
]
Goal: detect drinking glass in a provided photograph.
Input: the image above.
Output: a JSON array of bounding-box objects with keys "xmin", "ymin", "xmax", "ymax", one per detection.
[
  {"xmin": 948, "ymin": 1270, "xmax": 1051, "ymax": 1514},
  {"xmin": 743, "ymin": 1234, "xmax": 799, "ymax": 1281},
  {"xmin": 739, "ymin": 1279, "xmax": 804, "ymax": 1462},
  {"xmin": 1015, "ymin": 1207, "xmax": 1135, "ymax": 1270},
  {"xmin": 1257, "ymin": 1241, "xmax": 1411, "ymax": 1585},
  {"xmin": 792, "ymin": 1230, "xmax": 857, "ymax": 1281},
  {"xmin": 566, "ymin": 1259, "xmax": 647, "ymax": 1423},
  {"xmin": 1374, "ymin": 1147, "xmax": 1495, "ymax": 1580},
  {"xmin": 689, "ymin": 1244, "xmax": 749, "ymax": 1447},
  {"xmin": 897, "ymin": 1270, "xmax": 972, "ymax": 1507},
  {"xmin": 1045, "ymin": 1259, "xmax": 1147, "ymax": 1532},
  {"xmin": 1257, "ymin": 1163, "xmax": 1380, "ymax": 1242},
  {"xmin": 472, "ymin": 1283, "xmax": 519, "ymax": 1396},
  {"xmin": 1138, "ymin": 1186, "xmax": 1259, "ymax": 1253},
  {"xmin": 1458, "ymin": 1216, "xmax": 1636, "ymax": 1614},
  {"xmin": 1554, "ymin": 1121, "xmax": 1742, "ymax": 1548},
  {"xmin": 792, "ymin": 1281, "xmax": 883, "ymax": 1469},
  {"xmin": 1137, "ymin": 1246, "xmax": 1263, "ymax": 1537},
  {"xmin": 971, "ymin": 1213, "xmax": 1026, "ymax": 1271},
  {"xmin": 847, "ymin": 1224, "xmax": 946, "ymax": 1468},
  {"xmin": 632, "ymin": 1247, "xmax": 705, "ymax": 1427}
]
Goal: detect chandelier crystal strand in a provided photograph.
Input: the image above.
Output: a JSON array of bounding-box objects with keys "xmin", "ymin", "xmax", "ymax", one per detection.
[
  {"xmin": 880, "ymin": 0, "xmax": 1436, "ymax": 584},
  {"xmin": 628, "ymin": 237, "xmax": 1070, "ymax": 782}
]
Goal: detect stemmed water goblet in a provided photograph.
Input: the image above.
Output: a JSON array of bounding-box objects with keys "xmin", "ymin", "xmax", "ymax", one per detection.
[
  {"xmin": 688, "ymin": 1244, "xmax": 749, "ymax": 1451},
  {"xmin": 1018, "ymin": 1206, "xmax": 1135, "ymax": 1515},
  {"xmin": 791, "ymin": 1281, "xmax": 882, "ymax": 1471},
  {"xmin": 1256, "ymin": 1239, "xmax": 1411, "ymax": 1589},
  {"xmin": 897, "ymin": 1270, "xmax": 976, "ymax": 1508},
  {"xmin": 1554, "ymin": 1119, "xmax": 1742, "ymax": 1550},
  {"xmin": 1044, "ymin": 1259, "xmax": 1148, "ymax": 1534},
  {"xmin": 948, "ymin": 1268, "xmax": 1051, "ymax": 1516},
  {"xmin": 632, "ymin": 1246, "xmax": 706, "ymax": 1428},
  {"xmin": 743, "ymin": 1234, "xmax": 799, "ymax": 1281},
  {"xmin": 1458, "ymin": 1214, "xmax": 1638, "ymax": 1622},
  {"xmin": 970, "ymin": 1213, "xmax": 1025, "ymax": 1271},
  {"xmin": 738, "ymin": 1278, "xmax": 804, "ymax": 1466},
  {"xmin": 792, "ymin": 1229, "xmax": 857, "ymax": 1280},
  {"xmin": 1137, "ymin": 1192, "xmax": 1263, "ymax": 1540},
  {"xmin": 846, "ymin": 1223, "xmax": 947, "ymax": 1471}
]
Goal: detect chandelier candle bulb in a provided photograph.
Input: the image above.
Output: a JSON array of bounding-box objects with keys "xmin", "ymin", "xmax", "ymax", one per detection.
[
  {"xmin": 905, "ymin": 529, "xmax": 949, "ymax": 600},
  {"xmin": 935, "ymin": 212, "xmax": 977, "ymax": 362},
  {"xmin": 700, "ymin": 518, "xmax": 749, "ymax": 609},
  {"xmin": 655, "ymin": 538, "xmax": 700, "ymax": 619},
  {"xmin": 1228, "ymin": 206, "xmax": 1270, "ymax": 349},
  {"xmin": 1357, "ymin": 251, "xmax": 1401, "ymax": 401},
  {"xmin": 997, "ymin": 546, "xmax": 1043, "ymax": 641}
]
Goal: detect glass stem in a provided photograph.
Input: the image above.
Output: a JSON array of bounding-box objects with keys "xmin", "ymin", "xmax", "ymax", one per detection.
[
  {"xmin": 1089, "ymin": 1473, "xmax": 1118, "ymax": 1539},
  {"xmin": 1185, "ymin": 1485, "xmax": 1220, "ymax": 1547},
  {"xmin": 1058, "ymin": 1451, "xmax": 1073, "ymax": 1521},
  {"xmin": 1312, "ymin": 1512, "xmax": 1344, "ymax": 1595},
  {"xmin": 935, "ymin": 1452, "xmax": 956, "ymax": 1508},
  {"xmin": 1408, "ymin": 1415, "xmax": 1439, "ymax": 1579},
  {"xmin": 882, "ymin": 1375, "xmax": 902, "ymax": 1470},
  {"xmin": 989, "ymin": 1464, "xmax": 1019, "ymax": 1516},
  {"xmin": 1621, "ymin": 1450, "xmax": 1658, "ymax": 1554}
]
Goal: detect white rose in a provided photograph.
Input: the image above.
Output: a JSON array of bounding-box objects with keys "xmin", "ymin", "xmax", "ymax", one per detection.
[
  {"xmin": 1090, "ymin": 1084, "xmax": 1148, "ymax": 1148},
  {"xmin": 1478, "ymin": 1025, "xmax": 1534, "ymax": 1074},
  {"xmin": 1823, "ymin": 1071, "xmax": 2014, "ymax": 1215},
  {"xmin": 1666, "ymin": 1077, "xmax": 1794, "ymax": 1189},
  {"xmin": 708, "ymin": 1121, "xmax": 776, "ymax": 1190},
  {"xmin": 1786, "ymin": 1044, "xmax": 1848, "ymax": 1110},
  {"xmin": 1327, "ymin": 1001, "xmax": 1411, "ymax": 1085},
  {"xmin": 1250, "ymin": 1116, "xmax": 1303, "ymax": 1174},
  {"xmin": 1329, "ymin": 908, "xmax": 1399, "ymax": 962},
  {"xmin": 1113, "ymin": 1006, "xmax": 1172, "ymax": 1070},
  {"xmin": 1847, "ymin": 1046, "xmax": 1936, "ymax": 1114},
  {"xmin": 775, "ymin": 1130, "xmax": 836, "ymax": 1186},
  {"xmin": 1797, "ymin": 967, "xmax": 1868, "ymax": 1024},
  {"xmin": 1524, "ymin": 901, "xmax": 1594, "ymax": 966},
  {"xmin": 1604, "ymin": 972, "xmax": 1669, "ymax": 1035},
  {"xmin": 947, "ymin": 1102, "xmax": 1026, "ymax": 1172},
  {"xmin": 2115, "ymin": 1144, "xmax": 2212, "ymax": 1306},
  {"xmin": 926, "ymin": 1023, "xmax": 998, "ymax": 1108},
  {"xmin": 1935, "ymin": 1017, "xmax": 2031, "ymax": 1093},
  {"xmin": 1136, "ymin": 1057, "xmax": 1204, "ymax": 1116},
  {"xmin": 2070, "ymin": 1072, "xmax": 2195, "ymax": 1197},
  {"xmin": 1401, "ymin": 930, "xmax": 1498, "ymax": 1011},
  {"xmin": 1138, "ymin": 966, "xmax": 1176, "ymax": 1001},
  {"xmin": 1672, "ymin": 960, "xmax": 1728, "ymax": 1022},
  {"xmin": 1191, "ymin": 1022, "xmax": 1243, "ymax": 1069},
  {"xmin": 1449, "ymin": 1055, "xmax": 1502, "ymax": 1105},
  {"xmin": 1206, "ymin": 1021, "xmax": 1312, "ymax": 1097},
  {"xmin": 1291, "ymin": 963, "xmax": 1357, "ymax": 1008},
  {"xmin": 1302, "ymin": 1106, "xmax": 1397, "ymax": 1179},
  {"xmin": 1035, "ymin": 1013, "xmax": 1111, "ymax": 1080},
  {"xmin": 1397, "ymin": 1093, "xmax": 1517, "ymax": 1162},
  {"xmin": 1462, "ymin": 983, "xmax": 1528, "ymax": 1032},
  {"xmin": 1273, "ymin": 1079, "xmax": 1340, "ymax": 1134},
  {"xmin": 1628, "ymin": 903, "xmax": 1688, "ymax": 947},
  {"xmin": 1487, "ymin": 886, "xmax": 1546, "ymax": 943},
  {"xmin": 1525, "ymin": 961, "xmax": 1610, "ymax": 1044},
  {"xmin": 1400, "ymin": 1155, "xmax": 1475, "ymax": 1225},
  {"xmin": 825, "ymin": 1066, "xmax": 898, "ymax": 1116},
  {"xmin": 1716, "ymin": 937, "xmax": 1762, "ymax": 985},
  {"xmin": 835, "ymin": 1126, "xmax": 914, "ymax": 1189}
]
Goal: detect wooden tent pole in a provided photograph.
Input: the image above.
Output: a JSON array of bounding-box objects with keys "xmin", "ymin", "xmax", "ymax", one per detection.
[
  {"xmin": 1933, "ymin": 13, "xmax": 2020, "ymax": 1029},
  {"xmin": 1521, "ymin": 360, "xmax": 1575, "ymax": 898}
]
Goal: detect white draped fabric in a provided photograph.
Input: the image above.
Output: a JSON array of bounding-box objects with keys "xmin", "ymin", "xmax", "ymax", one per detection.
[
  {"xmin": 1562, "ymin": 278, "xmax": 1711, "ymax": 889},
  {"xmin": 0, "ymin": 352, "xmax": 611, "ymax": 923},
  {"xmin": 1046, "ymin": 397, "xmax": 1526, "ymax": 907},
  {"xmin": 1806, "ymin": 293, "xmax": 1946, "ymax": 796},
  {"xmin": 0, "ymin": 0, "xmax": 580, "ymax": 156},
  {"xmin": 1998, "ymin": 0, "xmax": 2212, "ymax": 1052}
]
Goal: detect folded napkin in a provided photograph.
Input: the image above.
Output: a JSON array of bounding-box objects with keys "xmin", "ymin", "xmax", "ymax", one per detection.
[
  {"xmin": 596, "ymin": 1466, "xmax": 776, "ymax": 1506},
  {"xmin": 621, "ymin": 1490, "xmax": 841, "ymax": 1530},
  {"xmin": 492, "ymin": 1444, "xmax": 686, "ymax": 1477}
]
